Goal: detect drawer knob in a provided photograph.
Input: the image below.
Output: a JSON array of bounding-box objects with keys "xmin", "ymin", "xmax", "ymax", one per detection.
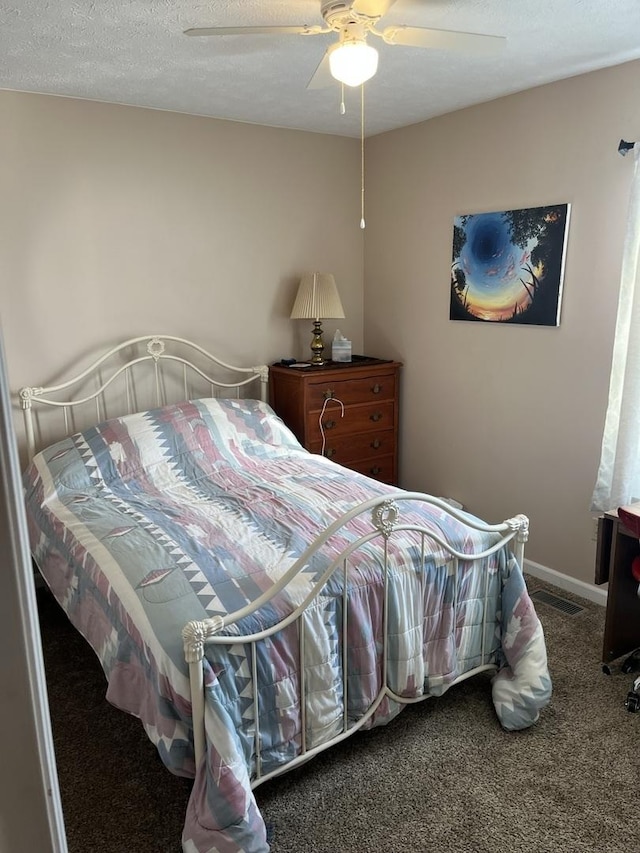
[
  {"xmin": 370, "ymin": 465, "xmax": 382, "ymax": 476},
  {"xmin": 325, "ymin": 419, "xmax": 336, "ymax": 429},
  {"xmin": 370, "ymin": 412, "xmax": 382, "ymax": 422},
  {"xmin": 372, "ymin": 383, "xmax": 382, "ymax": 394},
  {"xmin": 371, "ymin": 438, "xmax": 381, "ymax": 449},
  {"xmin": 325, "ymin": 448, "xmax": 336, "ymax": 458},
  {"xmin": 324, "ymin": 388, "xmax": 334, "ymax": 400}
]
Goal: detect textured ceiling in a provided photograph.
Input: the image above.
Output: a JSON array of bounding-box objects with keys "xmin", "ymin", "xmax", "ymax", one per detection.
[{"xmin": 1, "ymin": 0, "xmax": 639, "ymax": 138}]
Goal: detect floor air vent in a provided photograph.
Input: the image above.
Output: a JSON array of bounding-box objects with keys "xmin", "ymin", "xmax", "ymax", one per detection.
[{"xmin": 530, "ymin": 589, "xmax": 584, "ymax": 616}]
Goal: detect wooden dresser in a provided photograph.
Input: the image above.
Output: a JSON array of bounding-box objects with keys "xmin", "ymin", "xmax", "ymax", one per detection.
[{"xmin": 268, "ymin": 358, "xmax": 402, "ymax": 485}]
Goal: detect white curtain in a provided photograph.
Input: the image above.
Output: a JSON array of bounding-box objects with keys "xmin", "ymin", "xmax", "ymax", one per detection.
[{"xmin": 592, "ymin": 144, "xmax": 640, "ymax": 512}]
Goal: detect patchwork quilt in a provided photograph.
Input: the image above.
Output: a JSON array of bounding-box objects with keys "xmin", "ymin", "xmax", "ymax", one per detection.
[{"xmin": 23, "ymin": 398, "xmax": 552, "ymax": 853}]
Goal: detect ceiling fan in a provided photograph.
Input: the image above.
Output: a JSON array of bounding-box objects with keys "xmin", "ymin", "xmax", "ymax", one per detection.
[{"xmin": 184, "ymin": 0, "xmax": 505, "ymax": 89}]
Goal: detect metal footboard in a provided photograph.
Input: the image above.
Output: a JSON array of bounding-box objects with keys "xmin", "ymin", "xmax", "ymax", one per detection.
[{"xmin": 182, "ymin": 493, "xmax": 529, "ymax": 778}]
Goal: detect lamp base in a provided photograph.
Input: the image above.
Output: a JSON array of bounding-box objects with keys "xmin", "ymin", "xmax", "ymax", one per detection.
[{"xmin": 309, "ymin": 320, "xmax": 326, "ymax": 365}]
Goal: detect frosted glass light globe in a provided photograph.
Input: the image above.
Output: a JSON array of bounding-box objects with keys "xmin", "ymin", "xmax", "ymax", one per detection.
[{"xmin": 329, "ymin": 41, "xmax": 378, "ymax": 87}]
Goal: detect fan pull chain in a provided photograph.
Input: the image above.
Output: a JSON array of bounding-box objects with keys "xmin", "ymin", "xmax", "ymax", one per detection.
[
  {"xmin": 360, "ymin": 83, "xmax": 366, "ymax": 230},
  {"xmin": 340, "ymin": 82, "xmax": 346, "ymax": 116}
]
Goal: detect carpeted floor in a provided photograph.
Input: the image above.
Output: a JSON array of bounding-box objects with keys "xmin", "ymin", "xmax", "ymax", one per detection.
[{"xmin": 38, "ymin": 576, "xmax": 638, "ymax": 853}]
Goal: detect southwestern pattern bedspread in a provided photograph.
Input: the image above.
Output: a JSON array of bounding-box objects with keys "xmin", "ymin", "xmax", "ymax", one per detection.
[{"xmin": 23, "ymin": 398, "xmax": 551, "ymax": 853}]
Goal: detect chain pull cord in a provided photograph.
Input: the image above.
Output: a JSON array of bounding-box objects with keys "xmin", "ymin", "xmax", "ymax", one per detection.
[
  {"xmin": 340, "ymin": 81, "xmax": 346, "ymax": 116},
  {"xmin": 360, "ymin": 82, "xmax": 366, "ymax": 230}
]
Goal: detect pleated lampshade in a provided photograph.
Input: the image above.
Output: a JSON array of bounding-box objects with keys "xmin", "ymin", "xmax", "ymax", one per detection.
[{"xmin": 290, "ymin": 273, "xmax": 345, "ymax": 321}]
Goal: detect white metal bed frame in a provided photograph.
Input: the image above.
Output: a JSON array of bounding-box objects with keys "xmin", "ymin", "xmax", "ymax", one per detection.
[
  {"xmin": 19, "ymin": 334, "xmax": 529, "ymax": 794},
  {"xmin": 19, "ymin": 335, "xmax": 270, "ymax": 460}
]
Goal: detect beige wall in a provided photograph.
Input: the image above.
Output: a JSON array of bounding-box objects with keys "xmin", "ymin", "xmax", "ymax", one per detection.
[
  {"xmin": 0, "ymin": 91, "xmax": 364, "ymax": 443},
  {"xmin": 365, "ymin": 59, "xmax": 640, "ymax": 585}
]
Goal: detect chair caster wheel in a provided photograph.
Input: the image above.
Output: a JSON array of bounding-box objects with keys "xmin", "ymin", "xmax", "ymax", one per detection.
[{"xmin": 625, "ymin": 691, "xmax": 640, "ymax": 712}]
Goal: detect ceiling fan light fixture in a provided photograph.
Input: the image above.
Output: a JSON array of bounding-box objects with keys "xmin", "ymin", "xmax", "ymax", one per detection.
[{"xmin": 329, "ymin": 40, "xmax": 378, "ymax": 87}]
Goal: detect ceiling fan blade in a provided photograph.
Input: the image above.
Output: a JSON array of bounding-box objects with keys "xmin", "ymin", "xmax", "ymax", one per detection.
[
  {"xmin": 184, "ymin": 25, "xmax": 326, "ymax": 37},
  {"xmin": 306, "ymin": 50, "xmax": 335, "ymax": 90},
  {"xmin": 351, "ymin": 0, "xmax": 399, "ymax": 18},
  {"xmin": 380, "ymin": 25, "xmax": 506, "ymax": 53}
]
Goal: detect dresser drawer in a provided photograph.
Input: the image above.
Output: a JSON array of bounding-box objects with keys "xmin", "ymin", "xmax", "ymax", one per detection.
[
  {"xmin": 307, "ymin": 373, "xmax": 396, "ymax": 410},
  {"xmin": 307, "ymin": 401, "xmax": 395, "ymax": 441},
  {"xmin": 309, "ymin": 428, "xmax": 395, "ymax": 464},
  {"xmin": 348, "ymin": 455, "xmax": 396, "ymax": 484}
]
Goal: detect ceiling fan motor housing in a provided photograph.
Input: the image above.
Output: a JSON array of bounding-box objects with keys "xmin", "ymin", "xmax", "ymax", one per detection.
[
  {"xmin": 322, "ymin": 1, "xmax": 353, "ymax": 15},
  {"xmin": 321, "ymin": 1, "xmax": 375, "ymax": 30}
]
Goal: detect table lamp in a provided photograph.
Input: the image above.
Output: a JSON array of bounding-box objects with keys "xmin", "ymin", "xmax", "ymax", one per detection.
[{"xmin": 290, "ymin": 272, "xmax": 345, "ymax": 365}]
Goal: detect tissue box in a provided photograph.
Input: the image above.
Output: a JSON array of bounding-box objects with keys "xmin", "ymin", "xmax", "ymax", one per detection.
[{"xmin": 332, "ymin": 339, "xmax": 352, "ymax": 362}]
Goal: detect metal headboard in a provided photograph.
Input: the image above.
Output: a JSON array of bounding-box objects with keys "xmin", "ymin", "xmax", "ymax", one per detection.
[{"xmin": 18, "ymin": 335, "xmax": 270, "ymax": 460}]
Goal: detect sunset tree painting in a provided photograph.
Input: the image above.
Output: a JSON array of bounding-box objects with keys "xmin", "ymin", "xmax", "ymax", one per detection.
[{"xmin": 450, "ymin": 204, "xmax": 570, "ymax": 325}]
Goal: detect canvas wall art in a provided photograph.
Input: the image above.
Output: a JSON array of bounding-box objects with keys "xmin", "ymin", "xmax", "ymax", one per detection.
[{"xmin": 450, "ymin": 203, "xmax": 570, "ymax": 325}]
